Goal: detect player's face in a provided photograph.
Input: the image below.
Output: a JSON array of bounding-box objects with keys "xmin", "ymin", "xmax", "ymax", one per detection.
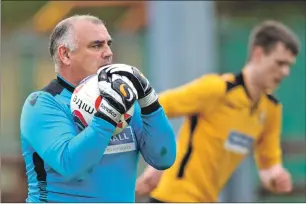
[
  {"xmin": 69, "ymin": 21, "xmax": 113, "ymax": 83},
  {"xmin": 257, "ymin": 42, "xmax": 296, "ymax": 90}
]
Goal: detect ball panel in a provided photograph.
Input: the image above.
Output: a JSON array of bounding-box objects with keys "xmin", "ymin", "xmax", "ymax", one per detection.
[
  {"xmin": 72, "ymin": 110, "xmax": 88, "ymax": 132},
  {"xmin": 94, "ymin": 95, "xmax": 102, "ymax": 110}
]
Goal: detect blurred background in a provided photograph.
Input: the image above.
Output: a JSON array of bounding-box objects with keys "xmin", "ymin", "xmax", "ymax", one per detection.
[{"xmin": 1, "ymin": 1, "xmax": 305, "ymax": 202}]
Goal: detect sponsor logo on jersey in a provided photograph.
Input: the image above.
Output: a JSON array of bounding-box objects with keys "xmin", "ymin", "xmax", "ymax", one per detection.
[
  {"xmin": 29, "ymin": 93, "xmax": 40, "ymax": 106},
  {"xmin": 104, "ymin": 126, "xmax": 136, "ymax": 154},
  {"xmin": 224, "ymin": 130, "xmax": 254, "ymax": 154}
]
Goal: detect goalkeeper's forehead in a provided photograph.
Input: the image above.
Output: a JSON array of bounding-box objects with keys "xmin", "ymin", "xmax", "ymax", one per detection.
[{"xmin": 73, "ymin": 21, "xmax": 111, "ymax": 43}]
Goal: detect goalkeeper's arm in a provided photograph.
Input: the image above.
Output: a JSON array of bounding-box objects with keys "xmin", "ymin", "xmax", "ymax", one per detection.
[
  {"xmin": 20, "ymin": 77, "xmax": 136, "ymax": 180},
  {"xmin": 131, "ymin": 102, "xmax": 176, "ymax": 170},
  {"xmin": 99, "ymin": 65, "xmax": 177, "ymax": 170},
  {"xmin": 21, "ymin": 92, "xmax": 116, "ymax": 180}
]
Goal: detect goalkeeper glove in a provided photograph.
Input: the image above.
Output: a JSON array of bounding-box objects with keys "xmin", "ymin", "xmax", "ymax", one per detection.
[
  {"xmin": 98, "ymin": 64, "xmax": 160, "ymax": 115},
  {"xmin": 94, "ymin": 68, "xmax": 137, "ymax": 126}
]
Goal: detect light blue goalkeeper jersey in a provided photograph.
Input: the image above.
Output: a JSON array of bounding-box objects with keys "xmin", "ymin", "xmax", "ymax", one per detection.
[{"xmin": 20, "ymin": 75, "xmax": 176, "ymax": 202}]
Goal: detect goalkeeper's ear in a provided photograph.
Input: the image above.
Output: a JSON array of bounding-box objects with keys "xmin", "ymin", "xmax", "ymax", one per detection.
[{"xmin": 58, "ymin": 45, "xmax": 71, "ymax": 65}]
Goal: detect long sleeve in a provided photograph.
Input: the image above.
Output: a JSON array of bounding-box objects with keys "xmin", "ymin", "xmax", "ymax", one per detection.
[
  {"xmin": 20, "ymin": 91, "xmax": 116, "ymax": 180},
  {"xmin": 131, "ymin": 104, "xmax": 176, "ymax": 170},
  {"xmin": 158, "ymin": 74, "xmax": 226, "ymax": 118}
]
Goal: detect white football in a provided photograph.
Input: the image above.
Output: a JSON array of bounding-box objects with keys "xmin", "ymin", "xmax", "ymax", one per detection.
[{"xmin": 70, "ymin": 74, "xmax": 135, "ymax": 135}]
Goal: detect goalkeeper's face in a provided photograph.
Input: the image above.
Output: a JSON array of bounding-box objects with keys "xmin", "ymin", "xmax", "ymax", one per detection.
[{"xmin": 68, "ymin": 21, "xmax": 113, "ymax": 83}]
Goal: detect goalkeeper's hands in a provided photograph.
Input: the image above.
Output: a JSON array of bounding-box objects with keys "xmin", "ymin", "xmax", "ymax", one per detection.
[
  {"xmin": 94, "ymin": 68, "xmax": 137, "ymax": 126},
  {"xmin": 98, "ymin": 64, "xmax": 160, "ymax": 115}
]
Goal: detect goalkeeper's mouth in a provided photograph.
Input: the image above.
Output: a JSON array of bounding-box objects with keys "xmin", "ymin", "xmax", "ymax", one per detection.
[{"xmin": 99, "ymin": 62, "xmax": 111, "ymax": 70}]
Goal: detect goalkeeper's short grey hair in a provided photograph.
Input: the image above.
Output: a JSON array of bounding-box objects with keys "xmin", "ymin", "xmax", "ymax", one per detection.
[{"xmin": 49, "ymin": 14, "xmax": 105, "ymax": 71}]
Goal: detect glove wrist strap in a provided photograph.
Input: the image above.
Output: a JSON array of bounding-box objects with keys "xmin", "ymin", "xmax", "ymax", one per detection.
[
  {"xmin": 141, "ymin": 100, "xmax": 161, "ymax": 115},
  {"xmin": 138, "ymin": 89, "xmax": 158, "ymax": 108}
]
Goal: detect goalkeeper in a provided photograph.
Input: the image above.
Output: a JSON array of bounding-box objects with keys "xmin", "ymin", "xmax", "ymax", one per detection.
[{"xmin": 20, "ymin": 15, "xmax": 176, "ymax": 202}]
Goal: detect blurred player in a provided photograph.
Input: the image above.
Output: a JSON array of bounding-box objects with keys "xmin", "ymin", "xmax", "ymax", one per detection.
[
  {"xmin": 135, "ymin": 20, "xmax": 300, "ymax": 202},
  {"xmin": 20, "ymin": 15, "xmax": 176, "ymax": 202}
]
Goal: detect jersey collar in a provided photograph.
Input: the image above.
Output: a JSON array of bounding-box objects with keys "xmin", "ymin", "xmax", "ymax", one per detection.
[
  {"xmin": 56, "ymin": 74, "xmax": 75, "ymax": 93},
  {"xmin": 235, "ymin": 72, "xmax": 252, "ymax": 99},
  {"xmin": 236, "ymin": 72, "xmax": 263, "ymax": 113}
]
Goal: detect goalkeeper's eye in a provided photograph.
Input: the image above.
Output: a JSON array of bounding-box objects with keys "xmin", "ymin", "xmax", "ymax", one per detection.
[
  {"xmin": 90, "ymin": 39, "xmax": 112, "ymax": 49},
  {"xmin": 92, "ymin": 44, "xmax": 102, "ymax": 49},
  {"xmin": 107, "ymin": 40, "xmax": 113, "ymax": 46}
]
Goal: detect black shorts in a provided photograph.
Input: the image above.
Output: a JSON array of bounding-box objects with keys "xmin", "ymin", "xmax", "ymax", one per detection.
[{"xmin": 148, "ymin": 197, "xmax": 165, "ymax": 203}]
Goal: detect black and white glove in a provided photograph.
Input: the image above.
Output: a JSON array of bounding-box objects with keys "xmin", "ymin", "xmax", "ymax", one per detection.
[
  {"xmin": 98, "ymin": 64, "xmax": 160, "ymax": 115},
  {"xmin": 94, "ymin": 68, "xmax": 137, "ymax": 126}
]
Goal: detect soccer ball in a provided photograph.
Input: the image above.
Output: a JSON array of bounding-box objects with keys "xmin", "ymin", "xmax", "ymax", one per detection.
[{"xmin": 70, "ymin": 74, "xmax": 135, "ymax": 135}]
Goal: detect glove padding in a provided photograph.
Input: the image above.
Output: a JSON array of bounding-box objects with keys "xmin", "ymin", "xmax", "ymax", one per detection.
[
  {"xmin": 94, "ymin": 68, "xmax": 137, "ymax": 126},
  {"xmin": 98, "ymin": 64, "xmax": 160, "ymax": 115}
]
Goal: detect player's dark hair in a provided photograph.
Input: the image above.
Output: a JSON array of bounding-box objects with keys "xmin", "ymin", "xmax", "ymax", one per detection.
[{"xmin": 248, "ymin": 20, "xmax": 300, "ymax": 57}]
